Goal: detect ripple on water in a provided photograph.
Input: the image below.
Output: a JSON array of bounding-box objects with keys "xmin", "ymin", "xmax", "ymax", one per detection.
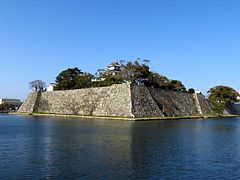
[{"xmin": 1, "ymin": 115, "xmax": 240, "ymax": 179}]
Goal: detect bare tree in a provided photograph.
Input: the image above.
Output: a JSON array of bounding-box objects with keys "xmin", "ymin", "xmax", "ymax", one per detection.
[
  {"xmin": 143, "ymin": 59, "xmax": 151, "ymax": 65},
  {"xmin": 119, "ymin": 59, "xmax": 125, "ymax": 65},
  {"xmin": 96, "ymin": 69, "xmax": 107, "ymax": 77},
  {"xmin": 29, "ymin": 80, "xmax": 46, "ymax": 92}
]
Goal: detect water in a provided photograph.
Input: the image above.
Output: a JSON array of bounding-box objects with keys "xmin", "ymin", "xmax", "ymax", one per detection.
[{"xmin": 1, "ymin": 115, "xmax": 240, "ymax": 179}]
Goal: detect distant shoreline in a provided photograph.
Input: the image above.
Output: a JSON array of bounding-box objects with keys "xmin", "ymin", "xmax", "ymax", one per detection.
[{"xmin": 0, "ymin": 112, "xmax": 10, "ymax": 114}]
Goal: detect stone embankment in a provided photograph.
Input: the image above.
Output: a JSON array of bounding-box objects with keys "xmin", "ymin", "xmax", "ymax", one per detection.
[
  {"xmin": 18, "ymin": 83, "xmax": 221, "ymax": 119},
  {"xmin": 18, "ymin": 92, "xmax": 40, "ymax": 114},
  {"xmin": 228, "ymin": 103, "xmax": 240, "ymax": 115}
]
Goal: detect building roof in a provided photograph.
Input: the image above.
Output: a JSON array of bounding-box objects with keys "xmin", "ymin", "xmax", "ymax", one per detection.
[
  {"xmin": 0, "ymin": 98, "xmax": 21, "ymax": 101},
  {"xmin": 48, "ymin": 83, "xmax": 57, "ymax": 86},
  {"xmin": 0, "ymin": 98, "xmax": 22, "ymax": 106},
  {"xmin": 107, "ymin": 62, "xmax": 121, "ymax": 67}
]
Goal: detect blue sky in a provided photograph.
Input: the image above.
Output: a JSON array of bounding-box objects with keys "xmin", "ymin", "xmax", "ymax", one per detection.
[{"xmin": 0, "ymin": 0, "xmax": 240, "ymax": 99}]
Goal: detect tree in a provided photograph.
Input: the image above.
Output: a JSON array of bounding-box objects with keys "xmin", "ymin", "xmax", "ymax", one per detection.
[
  {"xmin": 150, "ymin": 73, "xmax": 170, "ymax": 88},
  {"xmin": 96, "ymin": 69, "xmax": 107, "ymax": 78},
  {"xmin": 143, "ymin": 59, "xmax": 151, "ymax": 65},
  {"xmin": 121, "ymin": 59, "xmax": 153, "ymax": 83},
  {"xmin": 188, "ymin": 88, "xmax": 195, "ymax": 93},
  {"xmin": 208, "ymin": 85, "xmax": 238, "ymax": 113},
  {"xmin": 93, "ymin": 74, "xmax": 124, "ymax": 87},
  {"xmin": 75, "ymin": 73, "xmax": 94, "ymax": 89},
  {"xmin": 55, "ymin": 67, "xmax": 83, "ymax": 90},
  {"xmin": 167, "ymin": 80, "xmax": 186, "ymax": 92},
  {"xmin": 29, "ymin": 80, "xmax": 46, "ymax": 92}
]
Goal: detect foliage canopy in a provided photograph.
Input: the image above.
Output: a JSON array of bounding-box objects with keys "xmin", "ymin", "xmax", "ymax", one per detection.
[
  {"xmin": 208, "ymin": 85, "xmax": 238, "ymax": 113},
  {"xmin": 54, "ymin": 59, "xmax": 187, "ymax": 92}
]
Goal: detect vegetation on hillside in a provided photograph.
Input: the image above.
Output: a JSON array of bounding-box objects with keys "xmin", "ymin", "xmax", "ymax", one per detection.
[
  {"xmin": 54, "ymin": 59, "xmax": 187, "ymax": 92},
  {"xmin": 54, "ymin": 68, "xmax": 94, "ymax": 90},
  {"xmin": 27, "ymin": 59, "xmax": 240, "ymax": 114}
]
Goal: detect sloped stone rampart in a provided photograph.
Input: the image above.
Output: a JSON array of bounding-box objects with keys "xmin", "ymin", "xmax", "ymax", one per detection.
[
  {"xmin": 34, "ymin": 83, "xmax": 134, "ymax": 117},
  {"xmin": 148, "ymin": 88, "xmax": 199, "ymax": 117},
  {"xmin": 18, "ymin": 84, "xmax": 218, "ymax": 118},
  {"xmin": 131, "ymin": 85, "xmax": 163, "ymax": 117},
  {"xmin": 193, "ymin": 93, "xmax": 203, "ymax": 116},
  {"xmin": 227, "ymin": 103, "xmax": 240, "ymax": 115},
  {"xmin": 197, "ymin": 94, "xmax": 218, "ymax": 116},
  {"xmin": 18, "ymin": 92, "xmax": 40, "ymax": 113}
]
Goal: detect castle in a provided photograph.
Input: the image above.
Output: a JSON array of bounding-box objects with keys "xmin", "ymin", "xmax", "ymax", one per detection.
[{"xmin": 18, "ymin": 83, "xmax": 222, "ymax": 120}]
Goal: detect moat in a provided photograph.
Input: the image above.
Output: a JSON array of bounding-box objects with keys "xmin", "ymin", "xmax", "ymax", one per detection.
[{"xmin": 1, "ymin": 115, "xmax": 240, "ymax": 179}]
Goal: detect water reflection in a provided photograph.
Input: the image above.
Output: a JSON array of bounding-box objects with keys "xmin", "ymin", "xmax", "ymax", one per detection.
[{"xmin": 1, "ymin": 116, "xmax": 240, "ymax": 179}]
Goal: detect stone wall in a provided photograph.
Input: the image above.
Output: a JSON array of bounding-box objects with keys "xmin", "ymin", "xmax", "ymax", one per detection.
[
  {"xmin": 131, "ymin": 85, "xmax": 163, "ymax": 117},
  {"xmin": 18, "ymin": 92, "xmax": 40, "ymax": 114},
  {"xmin": 148, "ymin": 88, "xmax": 199, "ymax": 117},
  {"xmin": 197, "ymin": 94, "xmax": 218, "ymax": 116},
  {"xmin": 35, "ymin": 83, "xmax": 134, "ymax": 117},
  {"xmin": 18, "ymin": 83, "xmax": 218, "ymax": 118},
  {"xmin": 227, "ymin": 103, "xmax": 240, "ymax": 115}
]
